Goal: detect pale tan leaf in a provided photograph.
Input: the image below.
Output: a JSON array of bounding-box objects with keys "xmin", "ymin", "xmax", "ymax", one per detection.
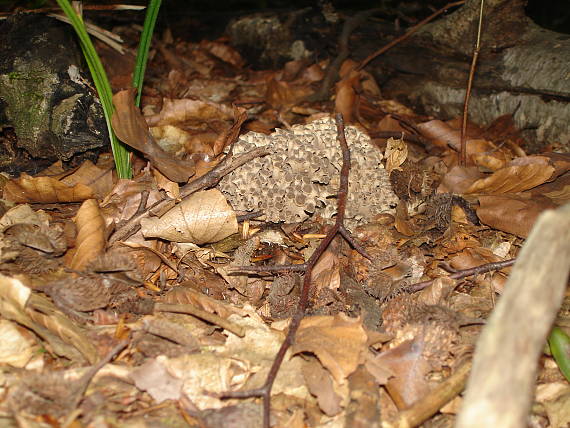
[
  {"xmin": 162, "ymin": 285, "xmax": 246, "ymax": 319},
  {"xmin": 0, "ymin": 204, "xmax": 50, "ymax": 230},
  {"xmin": 69, "ymin": 199, "xmax": 106, "ymax": 270},
  {"xmin": 59, "ymin": 160, "xmax": 113, "ymax": 199},
  {"xmin": 3, "ymin": 173, "xmax": 94, "ymax": 203},
  {"xmin": 140, "ymin": 189, "xmax": 238, "ymax": 244},
  {"xmin": 0, "ymin": 320, "xmax": 35, "ymax": 367},
  {"xmin": 465, "ymin": 164, "xmax": 555, "ymax": 194},
  {"xmin": 292, "ymin": 313, "xmax": 367, "ymax": 384},
  {"xmin": 144, "ymin": 97, "xmax": 234, "ymax": 127},
  {"xmin": 310, "ymin": 246, "xmax": 340, "ymax": 293},
  {"xmin": 0, "ymin": 275, "xmax": 93, "ymax": 363},
  {"xmin": 26, "ymin": 293, "xmax": 98, "ymax": 364},
  {"xmin": 385, "ymin": 137, "xmax": 408, "ymax": 175}
]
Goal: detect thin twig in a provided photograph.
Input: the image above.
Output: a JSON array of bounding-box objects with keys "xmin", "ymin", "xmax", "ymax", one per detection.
[
  {"xmin": 460, "ymin": 0, "xmax": 485, "ymax": 166},
  {"xmin": 219, "ymin": 114, "xmax": 356, "ymax": 428},
  {"xmin": 388, "ymin": 359, "xmax": 472, "ymax": 428},
  {"xmin": 357, "ymin": 1, "xmax": 465, "ymax": 71},
  {"xmin": 407, "ymin": 258, "xmax": 515, "ymax": 293},
  {"xmin": 228, "ymin": 264, "xmax": 308, "ymax": 274},
  {"xmin": 109, "ymin": 147, "xmax": 270, "ymax": 243}
]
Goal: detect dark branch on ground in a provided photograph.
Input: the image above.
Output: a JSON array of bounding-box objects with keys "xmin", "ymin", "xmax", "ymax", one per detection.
[{"xmin": 218, "ymin": 113, "xmax": 366, "ymax": 428}]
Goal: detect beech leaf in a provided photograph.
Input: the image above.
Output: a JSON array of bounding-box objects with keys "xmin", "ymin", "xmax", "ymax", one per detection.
[
  {"xmin": 140, "ymin": 189, "xmax": 238, "ymax": 244},
  {"xmin": 69, "ymin": 199, "xmax": 106, "ymax": 270},
  {"xmin": 112, "ymin": 89, "xmax": 196, "ymax": 183}
]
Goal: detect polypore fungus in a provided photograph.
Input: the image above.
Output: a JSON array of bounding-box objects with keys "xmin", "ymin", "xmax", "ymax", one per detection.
[{"xmin": 218, "ymin": 116, "xmax": 398, "ymax": 229}]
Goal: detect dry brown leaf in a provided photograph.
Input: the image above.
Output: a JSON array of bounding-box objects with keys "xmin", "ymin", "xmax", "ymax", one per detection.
[
  {"xmin": 438, "ymin": 166, "xmax": 484, "ymax": 194},
  {"xmin": 385, "ymin": 137, "xmax": 408, "ymax": 175},
  {"xmin": 162, "ymin": 285, "xmax": 246, "ymax": 319},
  {"xmin": 394, "ymin": 201, "xmax": 416, "ymax": 237},
  {"xmin": 266, "ymin": 77, "xmax": 312, "ymax": 110},
  {"xmin": 152, "ymin": 168, "xmax": 180, "ymax": 199},
  {"xmin": 59, "ymin": 160, "xmax": 113, "ymax": 199},
  {"xmin": 112, "ymin": 89, "xmax": 196, "ymax": 183},
  {"xmin": 140, "ymin": 189, "xmax": 238, "ymax": 244},
  {"xmin": 310, "ymin": 246, "xmax": 340, "ymax": 295},
  {"xmin": 334, "ymin": 68, "xmax": 360, "ymax": 123},
  {"xmin": 302, "ymin": 358, "xmax": 343, "ymax": 416},
  {"xmin": 212, "ymin": 106, "xmax": 248, "ymax": 156},
  {"xmin": 476, "ymin": 194, "xmax": 557, "ymax": 238},
  {"xmin": 26, "ymin": 293, "xmax": 99, "ymax": 363},
  {"xmin": 3, "ymin": 173, "xmax": 94, "ymax": 203},
  {"xmin": 100, "ymin": 175, "xmax": 162, "ymax": 226},
  {"xmin": 465, "ymin": 163, "xmax": 555, "ymax": 194},
  {"xmin": 531, "ymin": 172, "xmax": 570, "ymax": 206},
  {"xmin": 450, "ymin": 247, "xmax": 510, "ymax": 293},
  {"xmin": 292, "ymin": 313, "xmax": 367, "ymax": 384},
  {"xmin": 374, "ymin": 339, "xmax": 431, "ymax": 409},
  {"xmin": 417, "ymin": 277, "xmax": 457, "ymax": 306},
  {"xmin": 364, "ymin": 351, "xmax": 394, "ymax": 385},
  {"xmin": 199, "ymin": 40, "xmax": 245, "ymax": 67},
  {"xmin": 69, "ymin": 199, "xmax": 106, "ymax": 271},
  {"xmin": 417, "ymin": 120, "xmax": 462, "ymax": 150},
  {"xmin": 145, "ymin": 97, "xmax": 234, "ymax": 127}
]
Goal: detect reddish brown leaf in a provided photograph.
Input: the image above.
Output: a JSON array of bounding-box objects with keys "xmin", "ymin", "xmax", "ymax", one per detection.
[
  {"xmin": 476, "ymin": 194, "xmax": 557, "ymax": 238},
  {"xmin": 112, "ymin": 89, "xmax": 196, "ymax": 183}
]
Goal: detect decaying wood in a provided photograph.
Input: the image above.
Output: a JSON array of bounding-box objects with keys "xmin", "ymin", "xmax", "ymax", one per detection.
[
  {"xmin": 228, "ymin": 0, "xmax": 570, "ymax": 152},
  {"xmin": 365, "ymin": 0, "xmax": 570, "ymax": 152},
  {"xmin": 456, "ymin": 203, "xmax": 570, "ymax": 428}
]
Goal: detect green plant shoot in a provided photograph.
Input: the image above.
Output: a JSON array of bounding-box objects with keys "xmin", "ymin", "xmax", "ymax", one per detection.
[{"xmin": 56, "ymin": 0, "xmax": 132, "ymax": 178}]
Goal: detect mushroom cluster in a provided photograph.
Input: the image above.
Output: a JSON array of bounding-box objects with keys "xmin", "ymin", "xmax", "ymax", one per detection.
[{"xmin": 218, "ymin": 116, "xmax": 398, "ymax": 229}]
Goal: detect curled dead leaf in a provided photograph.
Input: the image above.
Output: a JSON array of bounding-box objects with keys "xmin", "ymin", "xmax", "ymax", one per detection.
[
  {"xmin": 140, "ymin": 189, "xmax": 238, "ymax": 245},
  {"xmin": 3, "ymin": 173, "xmax": 94, "ymax": 203},
  {"xmin": 69, "ymin": 199, "xmax": 106, "ymax": 271},
  {"xmin": 466, "ymin": 164, "xmax": 555, "ymax": 194},
  {"xmin": 112, "ymin": 89, "xmax": 196, "ymax": 183},
  {"xmin": 385, "ymin": 137, "xmax": 408, "ymax": 175}
]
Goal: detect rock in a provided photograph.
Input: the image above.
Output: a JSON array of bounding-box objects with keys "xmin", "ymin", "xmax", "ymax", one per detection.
[{"xmin": 0, "ymin": 14, "xmax": 108, "ymax": 175}]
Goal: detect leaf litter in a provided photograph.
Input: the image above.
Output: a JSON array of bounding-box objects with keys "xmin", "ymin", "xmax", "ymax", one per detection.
[{"xmin": 0, "ymin": 14, "xmax": 569, "ymax": 428}]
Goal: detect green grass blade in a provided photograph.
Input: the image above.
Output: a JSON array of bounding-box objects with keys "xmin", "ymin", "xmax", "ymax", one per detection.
[
  {"xmin": 132, "ymin": 0, "xmax": 162, "ymax": 106},
  {"xmin": 56, "ymin": 0, "xmax": 132, "ymax": 178},
  {"xmin": 548, "ymin": 327, "xmax": 570, "ymax": 382}
]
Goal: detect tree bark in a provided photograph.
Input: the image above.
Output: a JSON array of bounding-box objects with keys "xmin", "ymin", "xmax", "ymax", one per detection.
[{"xmin": 362, "ymin": 0, "xmax": 570, "ymax": 153}]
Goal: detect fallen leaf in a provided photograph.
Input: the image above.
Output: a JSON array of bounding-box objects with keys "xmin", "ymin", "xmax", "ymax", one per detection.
[
  {"xmin": 438, "ymin": 166, "xmax": 484, "ymax": 194},
  {"xmin": 112, "ymin": 89, "xmax": 196, "ymax": 183},
  {"xmin": 476, "ymin": 194, "xmax": 557, "ymax": 238},
  {"xmin": 302, "ymin": 358, "xmax": 343, "ymax": 416},
  {"xmin": 465, "ymin": 163, "xmax": 554, "ymax": 194},
  {"xmin": 145, "ymin": 97, "xmax": 234, "ymax": 127},
  {"xmin": 374, "ymin": 339, "xmax": 431, "ymax": 409},
  {"xmin": 385, "ymin": 137, "xmax": 408, "ymax": 175},
  {"xmin": 140, "ymin": 189, "xmax": 238, "ymax": 244},
  {"xmin": 3, "ymin": 173, "xmax": 94, "ymax": 203},
  {"xmin": 0, "ymin": 320, "xmax": 34, "ymax": 367},
  {"xmin": 69, "ymin": 199, "xmax": 106, "ymax": 271},
  {"xmin": 292, "ymin": 313, "xmax": 367, "ymax": 384}
]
